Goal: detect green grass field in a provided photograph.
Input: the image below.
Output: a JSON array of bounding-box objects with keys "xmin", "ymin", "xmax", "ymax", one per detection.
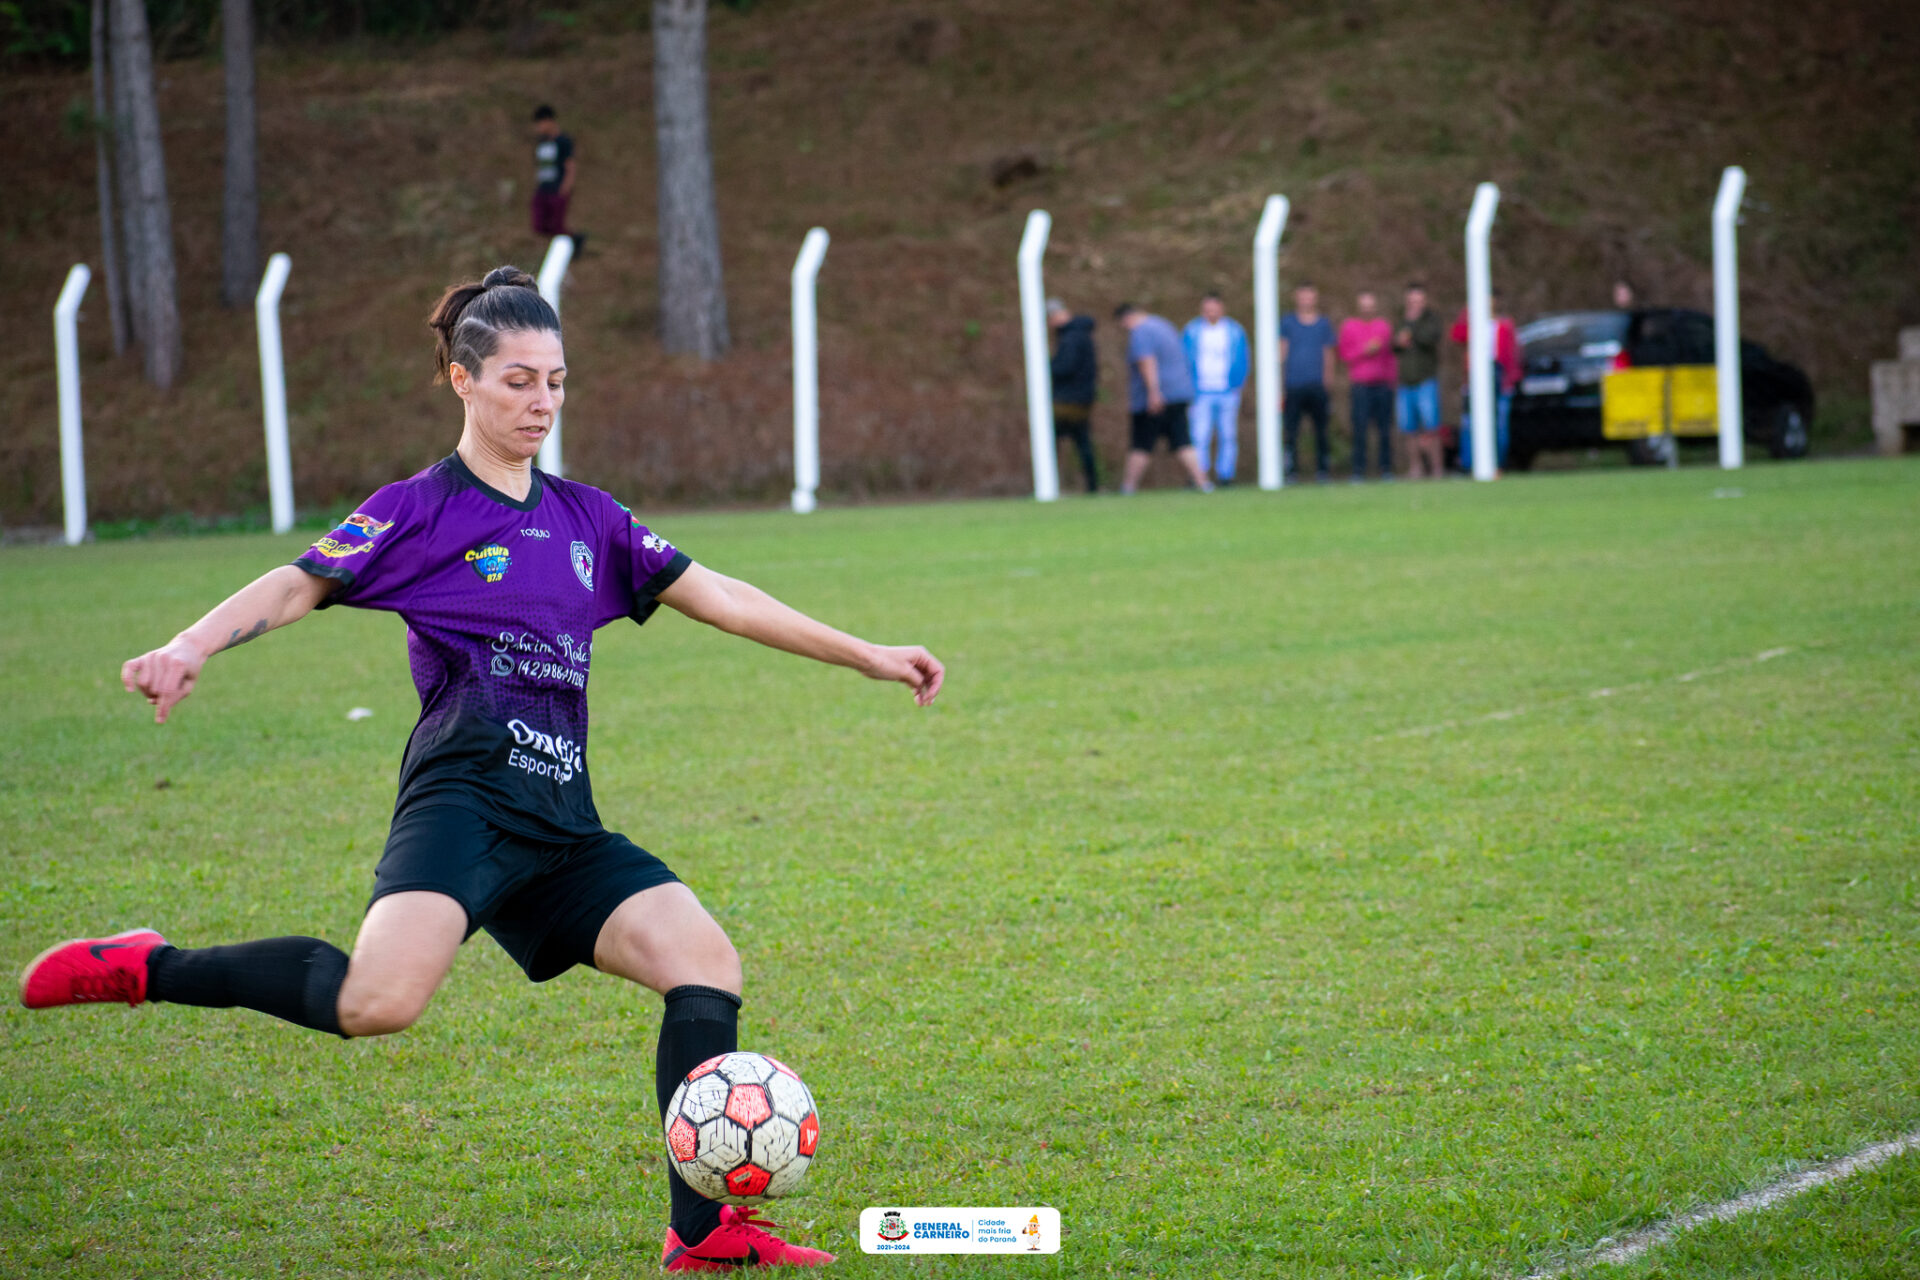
[{"xmin": 3, "ymin": 459, "xmax": 1917, "ymax": 1278}]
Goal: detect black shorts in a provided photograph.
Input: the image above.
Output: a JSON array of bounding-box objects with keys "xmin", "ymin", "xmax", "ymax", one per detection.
[
  {"xmin": 371, "ymin": 803, "xmax": 680, "ymax": 982},
  {"xmin": 1130, "ymin": 404, "xmax": 1192, "ymax": 452}
]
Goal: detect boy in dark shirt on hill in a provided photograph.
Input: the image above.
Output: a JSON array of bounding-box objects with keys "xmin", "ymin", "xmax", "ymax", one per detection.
[{"xmin": 530, "ymin": 104, "xmax": 584, "ymax": 253}]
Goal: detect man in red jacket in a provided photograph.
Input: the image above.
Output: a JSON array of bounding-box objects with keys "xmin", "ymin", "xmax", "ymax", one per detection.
[{"xmin": 1448, "ymin": 289, "xmax": 1522, "ymax": 472}]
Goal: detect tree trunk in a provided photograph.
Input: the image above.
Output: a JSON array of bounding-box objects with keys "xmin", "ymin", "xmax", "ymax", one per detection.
[
  {"xmin": 110, "ymin": 0, "xmax": 182, "ymax": 388},
  {"xmin": 652, "ymin": 0, "xmax": 729, "ymax": 360},
  {"xmin": 220, "ymin": 0, "xmax": 259, "ymax": 308},
  {"xmin": 109, "ymin": 0, "xmax": 146, "ymax": 349},
  {"xmin": 90, "ymin": 0, "xmax": 130, "ymax": 354}
]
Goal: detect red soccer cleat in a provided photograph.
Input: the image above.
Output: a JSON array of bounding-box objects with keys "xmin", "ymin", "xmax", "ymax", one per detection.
[
  {"xmin": 19, "ymin": 929, "xmax": 168, "ymax": 1009},
  {"xmin": 662, "ymin": 1205, "xmax": 836, "ymax": 1272}
]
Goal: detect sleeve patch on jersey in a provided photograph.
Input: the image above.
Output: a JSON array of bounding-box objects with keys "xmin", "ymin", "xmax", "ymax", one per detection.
[
  {"xmin": 312, "ymin": 536, "xmax": 375, "ymax": 559},
  {"xmin": 321, "ymin": 512, "xmax": 394, "ymax": 546}
]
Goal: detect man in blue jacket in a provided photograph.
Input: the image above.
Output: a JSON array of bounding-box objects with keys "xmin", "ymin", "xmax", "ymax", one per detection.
[
  {"xmin": 1182, "ymin": 294, "xmax": 1249, "ymax": 486},
  {"xmin": 1047, "ymin": 299, "xmax": 1100, "ymax": 493}
]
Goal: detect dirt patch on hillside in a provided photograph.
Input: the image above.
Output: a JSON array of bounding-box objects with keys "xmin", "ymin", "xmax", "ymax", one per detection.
[{"xmin": 3, "ymin": 0, "xmax": 1915, "ymax": 525}]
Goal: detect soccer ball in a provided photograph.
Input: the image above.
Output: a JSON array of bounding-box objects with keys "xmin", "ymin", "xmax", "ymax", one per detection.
[{"xmin": 663, "ymin": 1051, "xmax": 820, "ymax": 1203}]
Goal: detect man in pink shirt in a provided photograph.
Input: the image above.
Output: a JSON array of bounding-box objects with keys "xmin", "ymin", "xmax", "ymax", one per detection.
[{"xmin": 1339, "ymin": 290, "xmax": 1397, "ymax": 480}]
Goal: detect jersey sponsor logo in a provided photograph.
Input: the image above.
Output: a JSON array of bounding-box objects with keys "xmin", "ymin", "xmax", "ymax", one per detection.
[
  {"xmin": 465, "ymin": 543, "xmax": 512, "ymax": 583},
  {"xmin": 571, "ymin": 541, "xmax": 595, "ymax": 591},
  {"xmin": 489, "ymin": 631, "xmax": 591, "ymax": 685},
  {"xmin": 521, "ymin": 528, "xmax": 550, "ymax": 539},
  {"xmin": 506, "ymin": 717, "xmax": 583, "ymax": 784},
  {"xmin": 311, "ymin": 511, "xmax": 395, "ymax": 560}
]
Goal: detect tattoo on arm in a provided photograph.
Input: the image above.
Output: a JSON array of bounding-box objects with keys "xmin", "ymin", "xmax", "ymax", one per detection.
[{"xmin": 221, "ymin": 619, "xmax": 270, "ymax": 652}]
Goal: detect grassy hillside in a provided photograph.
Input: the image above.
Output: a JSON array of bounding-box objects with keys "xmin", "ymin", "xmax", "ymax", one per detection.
[{"xmin": 2, "ymin": 0, "xmax": 1916, "ymax": 526}]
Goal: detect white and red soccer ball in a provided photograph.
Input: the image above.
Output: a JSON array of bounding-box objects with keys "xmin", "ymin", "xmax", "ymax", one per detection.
[{"xmin": 663, "ymin": 1051, "xmax": 820, "ymax": 1203}]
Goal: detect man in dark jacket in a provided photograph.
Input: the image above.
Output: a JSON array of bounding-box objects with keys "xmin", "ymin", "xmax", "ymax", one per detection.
[{"xmin": 1048, "ymin": 299, "xmax": 1100, "ymax": 493}]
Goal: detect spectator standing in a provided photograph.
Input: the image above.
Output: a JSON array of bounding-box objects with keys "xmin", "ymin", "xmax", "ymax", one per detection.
[
  {"xmin": 1047, "ymin": 299, "xmax": 1100, "ymax": 493},
  {"xmin": 1181, "ymin": 294, "xmax": 1249, "ymax": 486},
  {"xmin": 1338, "ymin": 290, "xmax": 1397, "ymax": 481},
  {"xmin": 1393, "ymin": 283, "xmax": 1445, "ymax": 478},
  {"xmin": 1115, "ymin": 303, "xmax": 1211, "ymax": 495},
  {"xmin": 1279, "ymin": 284, "xmax": 1337, "ymax": 482},
  {"xmin": 1612, "ymin": 278, "xmax": 1635, "ymax": 309},
  {"xmin": 1449, "ymin": 289, "xmax": 1523, "ymax": 473},
  {"xmin": 530, "ymin": 105, "xmax": 584, "ymax": 251}
]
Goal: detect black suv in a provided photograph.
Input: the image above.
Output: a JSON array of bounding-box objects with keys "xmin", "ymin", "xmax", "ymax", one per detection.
[{"xmin": 1508, "ymin": 308, "xmax": 1813, "ymax": 468}]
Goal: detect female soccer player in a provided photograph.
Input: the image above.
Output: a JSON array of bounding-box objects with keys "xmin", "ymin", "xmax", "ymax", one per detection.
[{"xmin": 20, "ymin": 266, "xmax": 943, "ymax": 1272}]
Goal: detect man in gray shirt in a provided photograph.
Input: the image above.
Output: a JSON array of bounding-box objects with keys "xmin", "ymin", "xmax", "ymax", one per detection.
[{"xmin": 1115, "ymin": 303, "xmax": 1212, "ymax": 495}]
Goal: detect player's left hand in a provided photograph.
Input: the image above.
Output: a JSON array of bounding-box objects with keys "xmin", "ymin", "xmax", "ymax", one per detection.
[{"xmin": 861, "ymin": 645, "xmax": 944, "ymax": 706}]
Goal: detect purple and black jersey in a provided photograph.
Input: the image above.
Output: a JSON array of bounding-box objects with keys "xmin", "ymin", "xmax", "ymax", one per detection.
[{"xmin": 294, "ymin": 453, "xmax": 689, "ymax": 841}]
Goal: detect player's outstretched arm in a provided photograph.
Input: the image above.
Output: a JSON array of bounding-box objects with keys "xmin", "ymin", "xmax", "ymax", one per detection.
[
  {"xmin": 659, "ymin": 563, "xmax": 943, "ymax": 706},
  {"xmin": 122, "ymin": 564, "xmax": 336, "ymax": 724}
]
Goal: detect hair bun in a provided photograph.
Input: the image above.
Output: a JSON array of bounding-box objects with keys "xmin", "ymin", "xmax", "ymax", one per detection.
[{"xmin": 481, "ymin": 265, "xmax": 537, "ymax": 291}]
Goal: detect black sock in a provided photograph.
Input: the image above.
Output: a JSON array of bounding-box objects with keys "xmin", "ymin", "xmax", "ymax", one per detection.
[
  {"xmin": 658, "ymin": 984, "xmax": 740, "ymax": 1247},
  {"xmin": 147, "ymin": 937, "xmax": 349, "ymax": 1038}
]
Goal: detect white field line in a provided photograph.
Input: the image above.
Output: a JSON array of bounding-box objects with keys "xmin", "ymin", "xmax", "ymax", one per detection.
[
  {"xmin": 1376, "ymin": 647, "xmax": 1796, "ymax": 742},
  {"xmin": 1522, "ymin": 1127, "xmax": 1920, "ymax": 1277}
]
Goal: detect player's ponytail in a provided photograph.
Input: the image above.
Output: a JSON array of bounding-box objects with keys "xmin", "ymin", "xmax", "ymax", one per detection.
[{"xmin": 427, "ymin": 265, "xmax": 561, "ymax": 384}]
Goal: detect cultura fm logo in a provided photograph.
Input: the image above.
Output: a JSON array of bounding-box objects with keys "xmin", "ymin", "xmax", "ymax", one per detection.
[
  {"xmin": 466, "ymin": 543, "xmax": 512, "ymax": 583},
  {"xmin": 877, "ymin": 1211, "xmax": 909, "ymax": 1243}
]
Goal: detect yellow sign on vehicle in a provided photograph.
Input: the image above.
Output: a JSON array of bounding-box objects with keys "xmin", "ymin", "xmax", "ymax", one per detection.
[
  {"xmin": 1602, "ymin": 368, "xmax": 1666, "ymax": 440},
  {"xmin": 1603, "ymin": 366, "xmax": 1719, "ymax": 439},
  {"xmin": 1669, "ymin": 366, "xmax": 1718, "ymax": 436}
]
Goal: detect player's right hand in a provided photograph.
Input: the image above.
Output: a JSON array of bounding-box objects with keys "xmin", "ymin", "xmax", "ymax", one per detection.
[{"xmin": 122, "ymin": 638, "xmax": 209, "ymax": 725}]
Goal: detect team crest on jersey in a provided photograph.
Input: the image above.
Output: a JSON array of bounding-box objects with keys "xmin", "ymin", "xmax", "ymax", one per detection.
[
  {"xmin": 570, "ymin": 541, "xmax": 594, "ymax": 591},
  {"xmin": 465, "ymin": 543, "xmax": 512, "ymax": 583}
]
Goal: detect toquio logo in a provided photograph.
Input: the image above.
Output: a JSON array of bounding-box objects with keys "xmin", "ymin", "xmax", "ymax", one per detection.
[{"xmin": 506, "ymin": 718, "xmax": 584, "ymax": 784}]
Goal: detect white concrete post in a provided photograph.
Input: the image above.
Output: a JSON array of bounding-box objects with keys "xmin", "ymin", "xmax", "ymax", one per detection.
[
  {"xmin": 1465, "ymin": 182, "xmax": 1501, "ymax": 481},
  {"xmin": 536, "ymin": 235, "xmax": 576, "ymax": 476},
  {"xmin": 1017, "ymin": 209, "xmax": 1060, "ymax": 502},
  {"xmin": 255, "ymin": 252, "xmax": 295, "ymax": 534},
  {"xmin": 1252, "ymin": 195, "xmax": 1290, "ymax": 491},
  {"xmin": 790, "ymin": 227, "xmax": 830, "ymax": 514},
  {"xmin": 1713, "ymin": 166, "xmax": 1747, "ymax": 470},
  {"xmin": 55, "ymin": 264, "xmax": 92, "ymax": 546}
]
